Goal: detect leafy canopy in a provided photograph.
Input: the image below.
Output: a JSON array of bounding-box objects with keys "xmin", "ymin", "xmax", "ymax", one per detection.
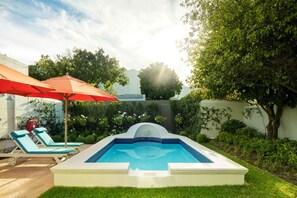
[
  {"xmin": 138, "ymin": 62, "xmax": 182, "ymax": 100},
  {"xmin": 29, "ymin": 48, "xmax": 128, "ymax": 88},
  {"xmin": 183, "ymin": 0, "xmax": 297, "ymax": 139},
  {"xmin": 184, "ymin": 0, "xmax": 297, "ymax": 105}
]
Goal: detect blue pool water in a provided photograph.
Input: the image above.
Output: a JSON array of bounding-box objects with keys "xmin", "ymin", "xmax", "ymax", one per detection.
[{"xmin": 96, "ymin": 141, "xmax": 202, "ymax": 170}]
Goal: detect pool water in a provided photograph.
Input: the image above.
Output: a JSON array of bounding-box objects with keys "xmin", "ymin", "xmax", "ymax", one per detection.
[{"xmin": 96, "ymin": 141, "xmax": 200, "ymax": 170}]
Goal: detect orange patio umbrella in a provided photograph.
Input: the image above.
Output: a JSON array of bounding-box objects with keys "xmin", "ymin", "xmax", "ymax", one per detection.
[
  {"xmin": 0, "ymin": 64, "xmax": 53, "ymax": 96},
  {"xmin": 28, "ymin": 74, "xmax": 118, "ymax": 147}
]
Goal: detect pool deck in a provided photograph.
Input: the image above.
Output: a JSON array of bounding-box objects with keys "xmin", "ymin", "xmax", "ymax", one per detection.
[
  {"xmin": 52, "ymin": 128, "xmax": 248, "ymax": 187},
  {"xmin": 0, "ymin": 144, "xmax": 90, "ymax": 198}
]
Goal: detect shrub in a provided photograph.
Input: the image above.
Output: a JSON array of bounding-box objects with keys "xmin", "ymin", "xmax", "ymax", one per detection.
[
  {"xmin": 154, "ymin": 115, "xmax": 167, "ymax": 124},
  {"xmin": 138, "ymin": 113, "xmax": 150, "ymax": 122},
  {"xmin": 189, "ymin": 134, "xmax": 196, "ymax": 140},
  {"xmin": 196, "ymin": 134, "xmax": 208, "ymax": 143},
  {"xmin": 171, "ymin": 90, "xmax": 203, "ymax": 134},
  {"xmin": 217, "ymin": 131, "xmax": 234, "ymax": 144},
  {"xmin": 85, "ymin": 135, "xmax": 96, "ymax": 144},
  {"xmin": 67, "ymin": 134, "xmax": 77, "ymax": 142},
  {"xmin": 75, "ymin": 135, "xmax": 85, "ymax": 143},
  {"xmin": 96, "ymin": 135, "xmax": 106, "ymax": 142},
  {"xmin": 220, "ymin": 119, "xmax": 246, "ymax": 134},
  {"xmin": 288, "ymin": 153, "xmax": 297, "ymax": 169},
  {"xmin": 236, "ymin": 127, "xmax": 264, "ymax": 138},
  {"xmin": 52, "ymin": 135, "xmax": 63, "ymax": 142},
  {"xmin": 179, "ymin": 131, "xmax": 188, "ymax": 137}
]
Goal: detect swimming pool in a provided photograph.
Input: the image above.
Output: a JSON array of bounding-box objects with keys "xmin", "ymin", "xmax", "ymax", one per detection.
[
  {"xmin": 51, "ymin": 123, "xmax": 248, "ymax": 187},
  {"xmin": 87, "ymin": 140, "xmax": 212, "ymax": 170}
]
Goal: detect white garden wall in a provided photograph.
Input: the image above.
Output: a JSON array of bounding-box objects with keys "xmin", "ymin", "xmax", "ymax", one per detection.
[
  {"xmin": 200, "ymin": 100, "xmax": 297, "ymax": 141},
  {"xmin": 244, "ymin": 105, "xmax": 297, "ymax": 140},
  {"xmin": 200, "ymin": 100, "xmax": 247, "ymax": 139}
]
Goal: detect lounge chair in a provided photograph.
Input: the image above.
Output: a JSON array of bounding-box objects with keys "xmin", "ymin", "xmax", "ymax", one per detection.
[
  {"xmin": 33, "ymin": 127, "xmax": 84, "ymax": 152},
  {"xmin": 0, "ymin": 130, "xmax": 74, "ymax": 166}
]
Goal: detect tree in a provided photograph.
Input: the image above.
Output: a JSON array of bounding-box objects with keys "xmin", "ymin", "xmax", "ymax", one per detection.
[
  {"xmin": 183, "ymin": 0, "xmax": 297, "ymax": 139},
  {"xmin": 138, "ymin": 62, "xmax": 182, "ymax": 100},
  {"xmin": 29, "ymin": 48, "xmax": 128, "ymax": 88}
]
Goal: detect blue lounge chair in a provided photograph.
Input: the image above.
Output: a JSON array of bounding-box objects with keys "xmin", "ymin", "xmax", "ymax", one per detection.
[
  {"xmin": 0, "ymin": 130, "xmax": 74, "ymax": 165},
  {"xmin": 33, "ymin": 127, "xmax": 84, "ymax": 151}
]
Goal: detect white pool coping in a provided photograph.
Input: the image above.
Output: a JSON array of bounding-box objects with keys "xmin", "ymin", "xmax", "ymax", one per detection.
[{"xmin": 51, "ymin": 123, "xmax": 248, "ymax": 187}]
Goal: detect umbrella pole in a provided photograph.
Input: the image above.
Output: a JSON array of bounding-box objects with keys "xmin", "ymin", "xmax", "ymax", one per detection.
[{"xmin": 64, "ymin": 98, "xmax": 68, "ymax": 148}]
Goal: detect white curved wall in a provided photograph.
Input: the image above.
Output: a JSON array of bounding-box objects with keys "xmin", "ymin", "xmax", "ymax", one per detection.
[{"xmin": 126, "ymin": 122, "xmax": 169, "ymax": 139}]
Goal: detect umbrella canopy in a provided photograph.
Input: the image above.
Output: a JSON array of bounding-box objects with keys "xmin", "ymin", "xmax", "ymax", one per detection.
[
  {"xmin": 0, "ymin": 64, "xmax": 53, "ymax": 96},
  {"xmin": 28, "ymin": 74, "xmax": 118, "ymax": 147}
]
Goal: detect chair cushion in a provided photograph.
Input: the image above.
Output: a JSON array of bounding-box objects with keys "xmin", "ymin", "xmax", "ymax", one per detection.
[
  {"xmin": 11, "ymin": 130, "xmax": 30, "ymax": 138},
  {"xmin": 33, "ymin": 127, "xmax": 47, "ymax": 134}
]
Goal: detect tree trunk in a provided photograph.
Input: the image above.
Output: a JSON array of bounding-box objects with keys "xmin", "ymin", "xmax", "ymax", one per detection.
[{"xmin": 260, "ymin": 105, "xmax": 283, "ymax": 140}]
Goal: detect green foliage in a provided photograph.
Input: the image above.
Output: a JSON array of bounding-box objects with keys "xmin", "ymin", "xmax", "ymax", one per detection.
[
  {"xmin": 29, "ymin": 48, "xmax": 128, "ymax": 88},
  {"xmin": 138, "ymin": 62, "xmax": 183, "ymax": 100},
  {"xmin": 138, "ymin": 113, "xmax": 150, "ymax": 122},
  {"xmin": 75, "ymin": 135, "xmax": 85, "ymax": 143},
  {"xmin": 236, "ymin": 127, "xmax": 265, "ymax": 138},
  {"xmin": 154, "ymin": 115, "xmax": 167, "ymax": 125},
  {"xmin": 146, "ymin": 102, "xmax": 159, "ymax": 113},
  {"xmin": 183, "ymin": 0, "xmax": 297, "ymax": 139},
  {"xmin": 16, "ymin": 99, "xmax": 63, "ymax": 135},
  {"xmin": 170, "ymin": 90, "xmax": 203, "ymax": 134},
  {"xmin": 67, "ymin": 134, "xmax": 77, "ymax": 142},
  {"xmin": 51, "ymin": 135, "xmax": 63, "ymax": 142},
  {"xmin": 220, "ymin": 119, "xmax": 246, "ymax": 134},
  {"xmin": 179, "ymin": 131, "xmax": 188, "ymax": 137},
  {"xmin": 196, "ymin": 133, "xmax": 208, "ymax": 143},
  {"xmin": 215, "ymin": 132, "xmax": 297, "ymax": 183},
  {"xmin": 96, "ymin": 135, "xmax": 106, "ymax": 142},
  {"xmin": 85, "ymin": 135, "xmax": 96, "ymax": 144},
  {"xmin": 66, "ymin": 101, "xmax": 168, "ymax": 136},
  {"xmin": 112, "ymin": 114, "xmax": 124, "ymax": 126},
  {"xmin": 200, "ymin": 106, "xmax": 232, "ymax": 131}
]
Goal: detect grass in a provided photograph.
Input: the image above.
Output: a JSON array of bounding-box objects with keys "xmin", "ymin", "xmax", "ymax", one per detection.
[{"xmin": 40, "ymin": 143, "xmax": 297, "ymax": 198}]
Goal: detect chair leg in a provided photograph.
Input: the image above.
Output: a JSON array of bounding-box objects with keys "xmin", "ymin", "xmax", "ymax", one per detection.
[{"xmin": 53, "ymin": 157, "xmax": 61, "ymax": 164}]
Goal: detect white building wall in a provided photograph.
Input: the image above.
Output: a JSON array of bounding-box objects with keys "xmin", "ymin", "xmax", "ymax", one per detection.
[
  {"xmin": 0, "ymin": 54, "xmax": 63, "ymax": 139},
  {"xmin": 0, "ymin": 54, "xmax": 30, "ymax": 138}
]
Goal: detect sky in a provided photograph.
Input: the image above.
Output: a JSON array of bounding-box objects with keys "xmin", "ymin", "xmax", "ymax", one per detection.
[{"xmin": 0, "ymin": 0, "xmax": 191, "ymax": 85}]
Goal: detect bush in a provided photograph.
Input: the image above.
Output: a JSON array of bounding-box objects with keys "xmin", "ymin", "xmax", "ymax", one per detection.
[
  {"xmin": 75, "ymin": 135, "xmax": 85, "ymax": 143},
  {"xmin": 171, "ymin": 90, "xmax": 203, "ymax": 134},
  {"xmin": 220, "ymin": 119, "xmax": 246, "ymax": 134},
  {"xmin": 67, "ymin": 134, "xmax": 77, "ymax": 142},
  {"xmin": 236, "ymin": 127, "xmax": 264, "ymax": 138},
  {"xmin": 216, "ymin": 132, "xmax": 297, "ymax": 170},
  {"xmin": 189, "ymin": 134, "xmax": 196, "ymax": 140},
  {"xmin": 196, "ymin": 134, "xmax": 208, "ymax": 143},
  {"xmin": 154, "ymin": 115, "xmax": 167, "ymax": 124},
  {"xmin": 96, "ymin": 135, "xmax": 106, "ymax": 142},
  {"xmin": 179, "ymin": 131, "xmax": 188, "ymax": 137},
  {"xmin": 52, "ymin": 135, "xmax": 63, "ymax": 142},
  {"xmin": 288, "ymin": 153, "xmax": 297, "ymax": 169},
  {"xmin": 85, "ymin": 135, "xmax": 96, "ymax": 144},
  {"xmin": 212, "ymin": 133, "xmax": 297, "ymax": 184}
]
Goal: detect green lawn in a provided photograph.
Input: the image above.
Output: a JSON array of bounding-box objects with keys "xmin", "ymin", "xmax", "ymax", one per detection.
[{"xmin": 40, "ymin": 143, "xmax": 297, "ymax": 198}]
